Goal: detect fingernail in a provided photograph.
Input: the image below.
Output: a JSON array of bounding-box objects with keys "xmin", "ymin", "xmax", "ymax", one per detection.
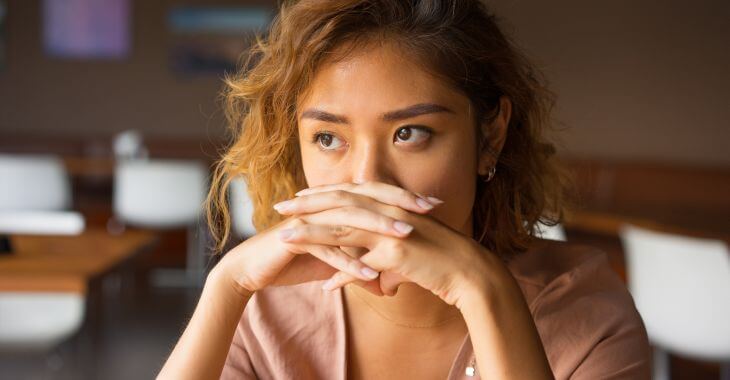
[
  {"xmin": 278, "ymin": 228, "xmax": 295, "ymax": 241},
  {"xmin": 273, "ymin": 200, "xmax": 294, "ymax": 212},
  {"xmin": 322, "ymin": 279, "xmax": 335, "ymax": 291},
  {"xmin": 392, "ymin": 220, "xmax": 414, "ymax": 235},
  {"xmin": 415, "ymin": 197, "xmax": 434, "ymax": 210},
  {"xmin": 426, "ymin": 196, "xmax": 444, "ymax": 205},
  {"xmin": 360, "ymin": 267, "xmax": 379, "ymax": 279}
]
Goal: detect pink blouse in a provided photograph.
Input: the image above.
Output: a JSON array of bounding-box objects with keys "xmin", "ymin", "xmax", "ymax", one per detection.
[{"xmin": 221, "ymin": 241, "xmax": 651, "ymax": 379}]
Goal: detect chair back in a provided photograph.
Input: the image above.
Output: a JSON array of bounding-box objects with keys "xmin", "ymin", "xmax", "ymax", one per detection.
[
  {"xmin": 0, "ymin": 292, "xmax": 85, "ymax": 352},
  {"xmin": 621, "ymin": 224, "xmax": 730, "ymax": 360},
  {"xmin": 0, "ymin": 154, "xmax": 71, "ymax": 211},
  {"xmin": 229, "ymin": 176, "xmax": 257, "ymax": 238},
  {"xmin": 114, "ymin": 159, "xmax": 207, "ymax": 228}
]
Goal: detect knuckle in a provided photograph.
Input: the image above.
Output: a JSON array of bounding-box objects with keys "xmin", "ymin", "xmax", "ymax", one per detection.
[
  {"xmin": 386, "ymin": 238, "xmax": 407, "ymax": 263},
  {"xmin": 360, "ymin": 181, "xmax": 377, "ymax": 193},
  {"xmin": 347, "ymin": 259, "xmax": 362, "ymax": 273},
  {"xmin": 350, "ymin": 195, "xmax": 369, "ymax": 208},
  {"xmin": 347, "ymin": 204, "xmax": 373, "ymax": 219},
  {"xmin": 379, "ymin": 215, "xmax": 395, "ymax": 232},
  {"xmin": 408, "ymin": 192, "xmax": 422, "ymax": 204},
  {"xmin": 340, "ymin": 205, "xmax": 360, "ymax": 214},
  {"xmin": 397, "ymin": 187, "xmax": 411, "ymax": 199},
  {"xmin": 286, "ymin": 216, "xmax": 306, "ymax": 227},
  {"xmin": 332, "ymin": 271, "xmax": 347, "ymax": 283},
  {"xmin": 388, "ymin": 206, "xmax": 410, "ymax": 221},
  {"xmin": 330, "ymin": 190, "xmax": 350, "ymax": 202},
  {"xmin": 329, "ymin": 225, "xmax": 353, "ymax": 237},
  {"xmin": 321, "ymin": 246, "xmax": 339, "ymax": 258}
]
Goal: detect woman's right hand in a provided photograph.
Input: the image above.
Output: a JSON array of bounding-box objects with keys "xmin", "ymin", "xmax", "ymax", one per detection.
[
  {"xmin": 212, "ymin": 186, "xmax": 441, "ymax": 298},
  {"xmin": 158, "ymin": 185, "xmax": 440, "ymax": 380}
]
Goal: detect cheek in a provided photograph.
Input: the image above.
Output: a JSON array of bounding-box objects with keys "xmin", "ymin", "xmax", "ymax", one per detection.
[
  {"xmin": 396, "ymin": 143, "xmax": 477, "ymax": 233},
  {"xmin": 299, "ymin": 143, "xmax": 346, "ymax": 188}
]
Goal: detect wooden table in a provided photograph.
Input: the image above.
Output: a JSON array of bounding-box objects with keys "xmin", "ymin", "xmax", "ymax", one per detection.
[
  {"xmin": 0, "ymin": 228, "xmax": 158, "ymax": 378},
  {"xmin": 565, "ymin": 209, "xmax": 730, "ymax": 243},
  {"xmin": 0, "ymin": 228, "xmax": 158, "ymax": 294}
]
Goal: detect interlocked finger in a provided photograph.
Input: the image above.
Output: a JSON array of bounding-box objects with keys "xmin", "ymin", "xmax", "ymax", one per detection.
[{"xmin": 286, "ymin": 243, "xmax": 379, "ymax": 281}]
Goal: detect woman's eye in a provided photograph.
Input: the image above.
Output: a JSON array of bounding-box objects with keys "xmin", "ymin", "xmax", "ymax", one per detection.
[
  {"xmin": 394, "ymin": 126, "xmax": 431, "ymax": 145},
  {"xmin": 313, "ymin": 132, "xmax": 345, "ymax": 151}
]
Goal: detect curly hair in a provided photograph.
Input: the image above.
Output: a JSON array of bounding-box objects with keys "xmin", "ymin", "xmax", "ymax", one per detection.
[{"xmin": 206, "ymin": 0, "xmax": 570, "ymax": 258}]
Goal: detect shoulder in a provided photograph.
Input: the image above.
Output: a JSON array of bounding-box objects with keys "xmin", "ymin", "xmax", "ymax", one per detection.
[
  {"xmin": 507, "ymin": 239, "xmax": 631, "ymax": 312},
  {"xmin": 507, "ymin": 240, "xmax": 651, "ymax": 379}
]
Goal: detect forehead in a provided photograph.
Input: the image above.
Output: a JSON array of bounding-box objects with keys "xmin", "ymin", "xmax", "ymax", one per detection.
[{"xmin": 297, "ymin": 43, "xmax": 471, "ymax": 119}]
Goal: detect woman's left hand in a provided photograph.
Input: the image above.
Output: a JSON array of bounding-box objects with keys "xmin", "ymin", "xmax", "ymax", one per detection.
[{"xmin": 273, "ymin": 181, "xmax": 507, "ymax": 310}]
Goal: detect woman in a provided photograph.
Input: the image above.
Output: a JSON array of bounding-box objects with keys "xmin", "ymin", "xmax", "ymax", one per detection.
[{"xmin": 159, "ymin": 0, "xmax": 651, "ymax": 379}]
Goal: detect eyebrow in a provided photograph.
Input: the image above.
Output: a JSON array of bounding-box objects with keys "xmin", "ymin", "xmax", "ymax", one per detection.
[{"xmin": 299, "ymin": 103, "xmax": 455, "ymax": 124}]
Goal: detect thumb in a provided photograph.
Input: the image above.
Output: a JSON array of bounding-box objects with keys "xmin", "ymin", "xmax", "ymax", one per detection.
[{"xmin": 378, "ymin": 272, "xmax": 410, "ymax": 296}]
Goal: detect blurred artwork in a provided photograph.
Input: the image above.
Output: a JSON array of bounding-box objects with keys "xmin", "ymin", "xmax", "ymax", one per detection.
[
  {"xmin": 167, "ymin": 7, "xmax": 272, "ymax": 75},
  {"xmin": 0, "ymin": 0, "xmax": 5, "ymax": 69},
  {"xmin": 43, "ymin": 0, "xmax": 131, "ymax": 59}
]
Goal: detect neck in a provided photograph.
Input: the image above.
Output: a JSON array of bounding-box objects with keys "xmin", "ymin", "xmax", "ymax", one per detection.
[{"xmin": 346, "ymin": 282, "xmax": 462, "ymax": 328}]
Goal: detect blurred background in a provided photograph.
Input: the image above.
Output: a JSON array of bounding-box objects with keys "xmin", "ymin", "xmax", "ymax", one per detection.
[{"xmin": 0, "ymin": 0, "xmax": 728, "ymax": 379}]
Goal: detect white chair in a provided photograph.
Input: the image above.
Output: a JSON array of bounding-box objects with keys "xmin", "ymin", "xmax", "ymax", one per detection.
[
  {"xmin": 620, "ymin": 224, "xmax": 730, "ymax": 380},
  {"xmin": 533, "ymin": 221, "xmax": 567, "ymax": 241},
  {"xmin": 0, "ymin": 154, "xmax": 85, "ymax": 353},
  {"xmin": 229, "ymin": 176, "xmax": 257, "ymax": 239},
  {"xmin": 0, "ymin": 211, "xmax": 84, "ymax": 235},
  {"xmin": 0, "ymin": 293, "xmax": 85, "ymax": 352},
  {"xmin": 114, "ymin": 159, "xmax": 207, "ymax": 228},
  {"xmin": 113, "ymin": 159, "xmax": 208, "ymax": 285},
  {"xmin": 0, "ymin": 154, "xmax": 71, "ymax": 211}
]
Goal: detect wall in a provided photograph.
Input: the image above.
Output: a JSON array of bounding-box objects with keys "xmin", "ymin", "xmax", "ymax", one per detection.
[
  {"xmin": 1, "ymin": 0, "xmax": 729, "ymax": 166},
  {"xmin": 491, "ymin": 0, "xmax": 730, "ymax": 166},
  {"xmin": 0, "ymin": 0, "xmax": 271, "ymax": 142}
]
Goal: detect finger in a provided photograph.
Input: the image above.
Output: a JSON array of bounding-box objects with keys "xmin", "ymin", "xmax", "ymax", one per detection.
[
  {"xmin": 356, "ymin": 279, "xmax": 386, "ymax": 296},
  {"xmin": 321, "ymin": 271, "xmax": 359, "ymax": 291},
  {"xmin": 291, "ymin": 183, "xmax": 443, "ymax": 214},
  {"xmin": 339, "ymin": 246, "xmax": 368, "ymax": 259},
  {"xmin": 286, "ymin": 243, "xmax": 379, "ymax": 281},
  {"xmin": 320, "ymin": 272, "xmax": 384, "ymax": 295},
  {"xmin": 322, "ymin": 270, "xmax": 402, "ymax": 297},
  {"xmin": 279, "ymin": 188, "xmax": 433, "ymax": 216},
  {"xmin": 299, "ymin": 206, "xmax": 415, "ymax": 238},
  {"xmin": 279, "ymin": 224, "xmax": 387, "ymax": 251},
  {"xmin": 378, "ymin": 274, "xmax": 402, "ymax": 296},
  {"xmin": 357, "ymin": 247, "xmax": 424, "ymax": 297},
  {"xmin": 339, "ymin": 181, "xmax": 445, "ymax": 208},
  {"xmin": 295, "ymin": 182, "xmax": 357, "ymax": 197}
]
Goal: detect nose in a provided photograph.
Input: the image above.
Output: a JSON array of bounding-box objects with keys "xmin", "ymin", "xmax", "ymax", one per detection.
[{"xmin": 349, "ymin": 141, "xmax": 396, "ymax": 185}]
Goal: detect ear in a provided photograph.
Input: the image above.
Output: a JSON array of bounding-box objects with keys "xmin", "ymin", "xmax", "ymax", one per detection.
[{"xmin": 477, "ymin": 96, "xmax": 511, "ymax": 176}]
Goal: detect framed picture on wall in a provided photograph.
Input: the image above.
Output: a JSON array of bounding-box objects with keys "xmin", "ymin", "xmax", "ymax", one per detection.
[
  {"xmin": 0, "ymin": 0, "xmax": 6, "ymax": 69},
  {"xmin": 43, "ymin": 0, "xmax": 131, "ymax": 59},
  {"xmin": 167, "ymin": 7, "xmax": 272, "ymax": 75}
]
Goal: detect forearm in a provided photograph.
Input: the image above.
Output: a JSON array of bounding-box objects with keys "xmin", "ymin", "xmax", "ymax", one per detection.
[
  {"xmin": 158, "ymin": 266, "xmax": 252, "ymax": 380},
  {"xmin": 461, "ymin": 272, "xmax": 553, "ymax": 380}
]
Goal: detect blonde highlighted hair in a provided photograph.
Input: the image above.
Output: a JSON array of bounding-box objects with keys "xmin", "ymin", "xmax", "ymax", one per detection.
[{"xmin": 206, "ymin": 0, "xmax": 570, "ymax": 258}]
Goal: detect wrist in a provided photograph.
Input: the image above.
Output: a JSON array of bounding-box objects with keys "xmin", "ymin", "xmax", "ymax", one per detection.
[
  {"xmin": 456, "ymin": 242, "xmax": 519, "ymax": 314},
  {"xmin": 207, "ymin": 260, "xmax": 255, "ymax": 300}
]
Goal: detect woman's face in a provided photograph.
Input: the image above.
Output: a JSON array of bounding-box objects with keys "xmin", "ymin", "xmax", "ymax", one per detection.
[{"xmin": 296, "ymin": 43, "xmax": 481, "ymax": 235}]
